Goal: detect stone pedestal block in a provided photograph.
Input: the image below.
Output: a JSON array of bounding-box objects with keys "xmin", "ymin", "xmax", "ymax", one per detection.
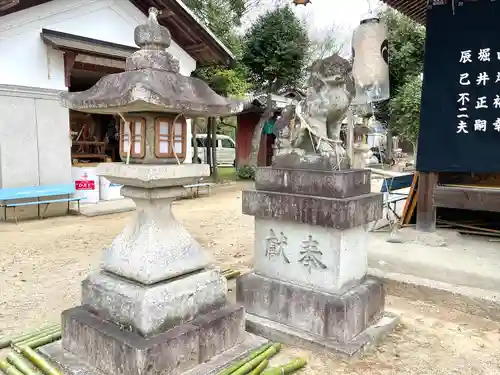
[
  {"xmin": 237, "ymin": 273, "xmax": 383, "ymax": 341},
  {"xmin": 58, "ymin": 305, "xmax": 246, "ymax": 375},
  {"xmin": 242, "ymin": 190, "xmax": 383, "ymax": 230},
  {"xmin": 253, "ymin": 218, "xmax": 367, "ymax": 294},
  {"xmin": 237, "ymin": 273, "xmax": 398, "ymax": 356},
  {"xmin": 82, "ymin": 270, "xmax": 227, "ymax": 336},
  {"xmin": 255, "ymin": 167, "xmax": 370, "ymax": 198}
]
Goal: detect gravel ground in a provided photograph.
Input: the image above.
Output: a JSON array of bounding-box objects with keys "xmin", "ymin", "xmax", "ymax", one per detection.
[{"xmin": 1, "ymin": 183, "xmax": 500, "ymax": 374}]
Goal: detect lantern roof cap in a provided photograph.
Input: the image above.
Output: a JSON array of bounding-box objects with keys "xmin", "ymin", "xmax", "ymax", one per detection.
[
  {"xmin": 360, "ymin": 10, "xmax": 380, "ymax": 24},
  {"xmin": 59, "ymin": 7, "xmax": 232, "ymax": 116}
]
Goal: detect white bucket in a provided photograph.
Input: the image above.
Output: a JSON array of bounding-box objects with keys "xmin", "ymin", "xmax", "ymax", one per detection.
[
  {"xmin": 99, "ymin": 176, "xmax": 124, "ymax": 201},
  {"xmin": 72, "ymin": 166, "xmax": 100, "ymax": 204}
]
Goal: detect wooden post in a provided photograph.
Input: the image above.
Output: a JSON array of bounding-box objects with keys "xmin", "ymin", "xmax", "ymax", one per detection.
[
  {"xmin": 63, "ymin": 52, "xmax": 77, "ymax": 88},
  {"xmin": 192, "ymin": 118, "xmax": 198, "ymax": 163},
  {"xmin": 211, "ymin": 117, "xmax": 218, "ymax": 182},
  {"xmin": 416, "ymin": 172, "xmax": 438, "ymax": 232},
  {"xmin": 206, "ymin": 118, "xmax": 212, "ymax": 173}
]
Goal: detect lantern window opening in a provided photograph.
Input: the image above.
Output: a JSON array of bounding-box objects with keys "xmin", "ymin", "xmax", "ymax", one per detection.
[
  {"xmin": 155, "ymin": 117, "xmax": 187, "ymax": 159},
  {"xmin": 120, "ymin": 117, "xmax": 146, "ymax": 159}
]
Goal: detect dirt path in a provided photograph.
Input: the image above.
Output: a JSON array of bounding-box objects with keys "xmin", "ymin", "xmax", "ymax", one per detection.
[{"xmin": 1, "ymin": 184, "xmax": 500, "ymax": 374}]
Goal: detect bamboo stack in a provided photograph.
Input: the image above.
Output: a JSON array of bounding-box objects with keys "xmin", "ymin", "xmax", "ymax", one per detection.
[
  {"xmin": 0, "ymin": 324, "xmax": 62, "ymax": 375},
  {"xmin": 216, "ymin": 342, "xmax": 307, "ymax": 375},
  {"xmin": 220, "ymin": 268, "xmax": 241, "ymax": 280}
]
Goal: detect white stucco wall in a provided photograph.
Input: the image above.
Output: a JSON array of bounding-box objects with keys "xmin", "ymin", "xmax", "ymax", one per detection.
[
  {"xmin": 0, "ymin": 0, "xmax": 197, "ymax": 195},
  {"xmin": 0, "ymin": 0, "xmax": 197, "ymax": 87}
]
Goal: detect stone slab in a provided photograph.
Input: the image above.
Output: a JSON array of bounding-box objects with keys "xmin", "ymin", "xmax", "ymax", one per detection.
[
  {"xmin": 62, "ymin": 307, "xmax": 199, "ymax": 375},
  {"xmin": 244, "ymin": 312, "xmax": 399, "ymax": 358},
  {"xmin": 191, "ymin": 304, "xmax": 245, "ymax": 362},
  {"xmin": 236, "ymin": 272, "xmax": 384, "ymax": 342},
  {"xmin": 255, "ymin": 167, "xmax": 370, "ymax": 198},
  {"xmin": 82, "ymin": 270, "xmax": 227, "ymax": 336},
  {"xmin": 242, "ymin": 190, "xmax": 383, "ymax": 230},
  {"xmin": 60, "ymin": 305, "xmax": 247, "ymax": 375},
  {"xmin": 272, "ymin": 151, "xmax": 350, "ymax": 171},
  {"xmin": 253, "ymin": 218, "xmax": 367, "ymax": 293},
  {"xmin": 96, "ymin": 163, "xmax": 210, "ymax": 188},
  {"xmin": 40, "ymin": 334, "xmax": 268, "ymax": 375}
]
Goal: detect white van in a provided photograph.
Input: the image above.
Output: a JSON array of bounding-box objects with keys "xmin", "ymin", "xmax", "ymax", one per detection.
[{"xmin": 193, "ymin": 134, "xmax": 236, "ymax": 166}]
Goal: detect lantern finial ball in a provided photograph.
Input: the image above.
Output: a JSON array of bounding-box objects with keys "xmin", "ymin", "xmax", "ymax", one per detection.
[{"xmin": 293, "ymin": 0, "xmax": 311, "ymax": 6}]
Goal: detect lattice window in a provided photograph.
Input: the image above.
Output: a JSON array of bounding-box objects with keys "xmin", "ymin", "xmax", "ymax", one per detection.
[
  {"xmin": 155, "ymin": 117, "xmax": 186, "ymax": 159},
  {"xmin": 120, "ymin": 117, "xmax": 146, "ymax": 159}
]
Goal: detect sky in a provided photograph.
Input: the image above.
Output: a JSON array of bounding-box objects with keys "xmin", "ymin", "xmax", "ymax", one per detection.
[{"xmin": 241, "ymin": 0, "xmax": 384, "ymax": 56}]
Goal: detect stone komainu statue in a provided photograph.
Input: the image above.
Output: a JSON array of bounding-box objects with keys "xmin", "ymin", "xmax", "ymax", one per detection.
[{"xmin": 274, "ymin": 54, "xmax": 356, "ymax": 169}]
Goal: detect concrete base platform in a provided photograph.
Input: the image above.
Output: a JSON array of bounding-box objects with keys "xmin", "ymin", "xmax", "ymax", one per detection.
[
  {"xmin": 76, "ymin": 199, "xmax": 135, "ymax": 217},
  {"xmin": 40, "ymin": 333, "xmax": 268, "ymax": 375},
  {"xmin": 245, "ymin": 312, "xmax": 399, "ymax": 358},
  {"xmin": 367, "ymin": 228, "xmax": 500, "ymax": 320},
  {"xmin": 371, "ymin": 268, "xmax": 500, "ymax": 322}
]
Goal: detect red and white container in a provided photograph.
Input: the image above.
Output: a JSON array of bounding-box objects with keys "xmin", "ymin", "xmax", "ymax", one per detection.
[
  {"xmin": 99, "ymin": 176, "xmax": 124, "ymax": 201},
  {"xmin": 72, "ymin": 166, "xmax": 100, "ymax": 204}
]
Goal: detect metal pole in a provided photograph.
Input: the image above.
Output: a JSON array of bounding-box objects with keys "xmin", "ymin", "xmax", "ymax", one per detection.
[{"xmin": 346, "ymin": 108, "xmax": 354, "ymax": 162}]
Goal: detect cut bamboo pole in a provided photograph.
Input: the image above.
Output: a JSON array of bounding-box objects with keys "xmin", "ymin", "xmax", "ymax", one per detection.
[
  {"xmin": 0, "ymin": 360, "xmax": 25, "ymax": 375},
  {"xmin": 21, "ymin": 331, "xmax": 62, "ymax": 350},
  {"xmin": 261, "ymin": 358, "xmax": 307, "ymax": 374},
  {"xmin": 217, "ymin": 343, "xmax": 273, "ymax": 375},
  {"xmin": 229, "ymin": 343, "xmax": 281, "ymax": 375},
  {"xmin": 6, "ymin": 352, "xmax": 41, "ymax": 375},
  {"xmin": 20, "ymin": 347, "xmax": 61, "ymax": 375},
  {"xmin": 0, "ymin": 325, "xmax": 59, "ymax": 350},
  {"xmin": 223, "ymin": 270, "xmax": 241, "ymax": 280},
  {"xmin": 247, "ymin": 359, "xmax": 268, "ymax": 375},
  {"xmin": 13, "ymin": 327, "xmax": 61, "ymax": 351}
]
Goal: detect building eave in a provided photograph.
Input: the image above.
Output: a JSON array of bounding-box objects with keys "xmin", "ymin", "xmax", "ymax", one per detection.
[
  {"xmin": 380, "ymin": 0, "xmax": 427, "ymax": 25},
  {"xmin": 41, "ymin": 28, "xmax": 137, "ymax": 60},
  {"xmin": 0, "ymin": 0, "xmax": 235, "ymax": 67}
]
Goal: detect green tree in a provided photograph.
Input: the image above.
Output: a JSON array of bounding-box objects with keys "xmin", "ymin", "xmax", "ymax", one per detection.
[
  {"xmin": 375, "ymin": 8, "xmax": 425, "ymax": 148},
  {"xmin": 182, "ymin": 0, "xmax": 245, "ymax": 53},
  {"xmin": 241, "ymin": 5, "xmax": 309, "ymax": 166},
  {"xmin": 184, "ymin": 0, "xmax": 251, "ymax": 98},
  {"xmin": 389, "ymin": 74, "xmax": 422, "ymax": 151},
  {"xmin": 242, "ymin": 5, "xmax": 309, "ymax": 93},
  {"xmin": 193, "ymin": 65, "xmax": 249, "ymax": 98}
]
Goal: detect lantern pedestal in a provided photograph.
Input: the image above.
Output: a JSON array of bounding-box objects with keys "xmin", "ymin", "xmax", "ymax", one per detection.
[
  {"xmin": 96, "ymin": 163, "xmax": 211, "ymax": 284},
  {"xmin": 236, "ymin": 158, "xmax": 399, "ymax": 357},
  {"xmin": 352, "ymin": 143, "xmax": 372, "ymax": 169},
  {"xmin": 40, "ymin": 162, "xmax": 268, "ymax": 375}
]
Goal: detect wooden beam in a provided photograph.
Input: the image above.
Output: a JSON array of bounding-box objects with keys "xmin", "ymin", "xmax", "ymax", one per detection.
[
  {"xmin": 63, "ymin": 51, "xmax": 77, "ymax": 88},
  {"xmin": 416, "ymin": 172, "xmax": 438, "ymax": 232},
  {"xmin": 184, "ymin": 43, "xmax": 207, "ymax": 53},
  {"xmin": 73, "ymin": 62, "xmax": 122, "ymax": 74},
  {"xmin": 435, "ymin": 185, "xmax": 500, "ymax": 212}
]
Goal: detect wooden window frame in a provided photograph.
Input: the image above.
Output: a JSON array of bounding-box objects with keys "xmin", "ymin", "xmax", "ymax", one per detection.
[
  {"xmin": 154, "ymin": 116, "xmax": 187, "ymax": 159},
  {"xmin": 119, "ymin": 117, "xmax": 146, "ymax": 159}
]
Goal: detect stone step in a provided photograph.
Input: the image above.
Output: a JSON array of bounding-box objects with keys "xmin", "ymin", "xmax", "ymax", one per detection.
[
  {"xmin": 255, "ymin": 167, "xmax": 371, "ymax": 198},
  {"xmin": 58, "ymin": 304, "xmax": 248, "ymax": 375}
]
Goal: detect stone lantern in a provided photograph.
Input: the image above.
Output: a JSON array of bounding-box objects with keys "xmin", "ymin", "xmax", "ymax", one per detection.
[
  {"xmin": 42, "ymin": 8, "xmax": 266, "ymax": 375},
  {"xmin": 351, "ymin": 11, "xmax": 390, "ymax": 105},
  {"xmin": 118, "ymin": 114, "xmax": 188, "ymax": 164}
]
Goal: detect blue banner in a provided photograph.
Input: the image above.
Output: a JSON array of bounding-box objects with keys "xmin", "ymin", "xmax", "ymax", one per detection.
[{"xmin": 417, "ymin": 0, "xmax": 500, "ymax": 172}]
